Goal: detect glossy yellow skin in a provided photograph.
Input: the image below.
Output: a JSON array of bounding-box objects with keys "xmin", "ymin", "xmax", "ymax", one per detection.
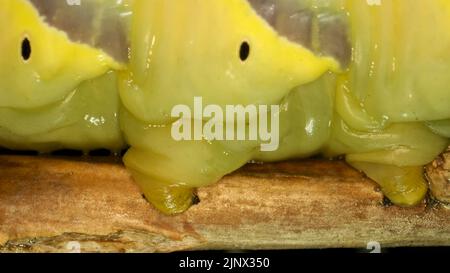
[
  {"xmin": 120, "ymin": 0, "xmax": 342, "ymax": 213},
  {"xmin": 1, "ymin": 0, "xmax": 449, "ymax": 214},
  {"xmin": 326, "ymin": 0, "xmax": 450, "ymax": 205},
  {"xmin": 0, "ymin": 0, "xmax": 126, "ymax": 152},
  {"xmin": 269, "ymin": 0, "xmax": 450, "ymax": 206},
  {"xmin": 121, "ymin": 0, "xmax": 449, "ymax": 213},
  {"xmin": 120, "ymin": 0, "xmax": 339, "ymax": 124}
]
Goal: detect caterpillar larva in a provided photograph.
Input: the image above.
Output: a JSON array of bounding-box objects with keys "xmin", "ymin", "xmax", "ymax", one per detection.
[
  {"xmin": 1, "ymin": 0, "xmax": 449, "ymax": 214},
  {"xmin": 0, "ymin": 0, "xmax": 129, "ymax": 152}
]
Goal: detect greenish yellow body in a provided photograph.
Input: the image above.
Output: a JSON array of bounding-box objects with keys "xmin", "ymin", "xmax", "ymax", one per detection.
[
  {"xmin": 0, "ymin": 0, "xmax": 449, "ymax": 214},
  {"xmin": 121, "ymin": 0, "xmax": 449, "ymax": 213},
  {"xmin": 0, "ymin": 0, "xmax": 126, "ymax": 152}
]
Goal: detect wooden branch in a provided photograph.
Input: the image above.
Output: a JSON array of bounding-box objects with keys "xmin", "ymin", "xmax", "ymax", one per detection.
[
  {"xmin": 0, "ymin": 154, "xmax": 449, "ymax": 253},
  {"xmin": 426, "ymin": 148, "xmax": 450, "ymax": 204}
]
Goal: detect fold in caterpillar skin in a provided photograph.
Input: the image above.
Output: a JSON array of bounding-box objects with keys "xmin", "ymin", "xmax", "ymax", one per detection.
[
  {"xmin": 1, "ymin": 0, "xmax": 449, "ymax": 214},
  {"xmin": 0, "ymin": 0, "xmax": 129, "ymax": 152}
]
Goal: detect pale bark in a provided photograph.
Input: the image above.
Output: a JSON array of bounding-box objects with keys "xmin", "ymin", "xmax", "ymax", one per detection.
[{"xmin": 0, "ymin": 153, "xmax": 448, "ymax": 253}]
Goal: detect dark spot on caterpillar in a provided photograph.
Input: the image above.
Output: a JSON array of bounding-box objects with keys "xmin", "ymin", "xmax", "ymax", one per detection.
[
  {"xmin": 21, "ymin": 38, "xmax": 32, "ymax": 61},
  {"xmin": 192, "ymin": 193, "xmax": 201, "ymax": 205},
  {"xmin": 239, "ymin": 41, "xmax": 250, "ymax": 61},
  {"xmin": 382, "ymin": 196, "xmax": 393, "ymax": 207}
]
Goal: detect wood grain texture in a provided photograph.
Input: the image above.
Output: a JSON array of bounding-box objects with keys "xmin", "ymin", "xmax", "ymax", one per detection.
[
  {"xmin": 0, "ymin": 154, "xmax": 449, "ymax": 253},
  {"xmin": 426, "ymin": 148, "xmax": 450, "ymax": 204}
]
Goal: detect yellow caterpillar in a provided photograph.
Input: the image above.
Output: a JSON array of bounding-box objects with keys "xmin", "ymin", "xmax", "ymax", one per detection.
[
  {"xmin": 0, "ymin": 0, "xmax": 129, "ymax": 152},
  {"xmin": 1, "ymin": 0, "xmax": 449, "ymax": 214}
]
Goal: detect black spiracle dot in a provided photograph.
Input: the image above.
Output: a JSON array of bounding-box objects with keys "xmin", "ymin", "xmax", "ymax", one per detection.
[
  {"xmin": 239, "ymin": 41, "xmax": 250, "ymax": 61},
  {"xmin": 192, "ymin": 193, "xmax": 201, "ymax": 205},
  {"xmin": 21, "ymin": 38, "xmax": 32, "ymax": 61}
]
